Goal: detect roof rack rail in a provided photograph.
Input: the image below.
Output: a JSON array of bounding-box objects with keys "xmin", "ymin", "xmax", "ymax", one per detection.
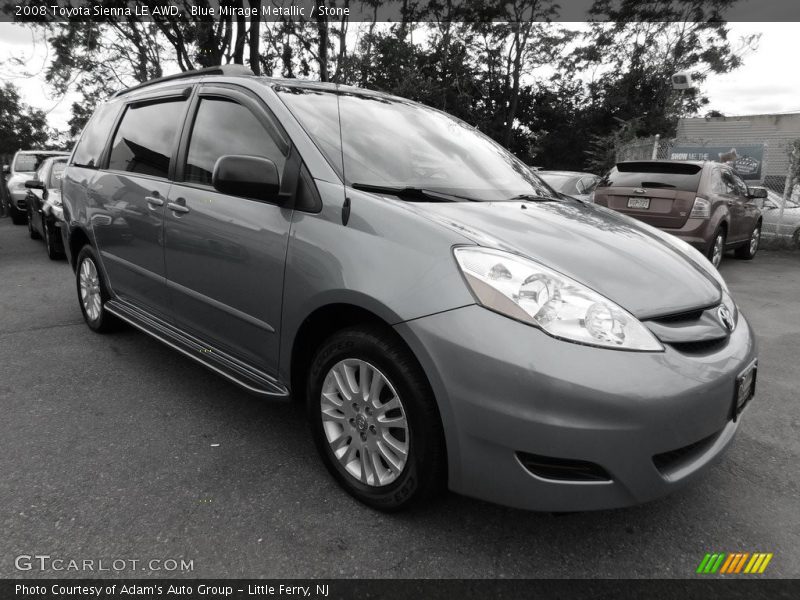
[{"xmin": 112, "ymin": 65, "xmax": 255, "ymax": 98}]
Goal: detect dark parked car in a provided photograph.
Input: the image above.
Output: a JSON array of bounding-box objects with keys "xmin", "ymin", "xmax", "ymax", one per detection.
[
  {"xmin": 537, "ymin": 170, "xmax": 600, "ymax": 203},
  {"xmin": 594, "ymin": 160, "xmax": 766, "ymax": 268},
  {"xmin": 62, "ymin": 67, "xmax": 757, "ymax": 512},
  {"xmin": 25, "ymin": 156, "xmax": 68, "ymax": 259},
  {"xmin": 3, "ymin": 150, "xmax": 69, "ymax": 225}
]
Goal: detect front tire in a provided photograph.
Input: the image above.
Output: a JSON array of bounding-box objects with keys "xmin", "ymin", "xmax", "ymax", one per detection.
[
  {"xmin": 75, "ymin": 245, "xmax": 119, "ymax": 333},
  {"xmin": 44, "ymin": 222, "xmax": 64, "ymax": 260},
  {"xmin": 9, "ymin": 205, "xmax": 26, "ymax": 225},
  {"xmin": 307, "ymin": 326, "xmax": 446, "ymax": 511},
  {"xmin": 28, "ymin": 210, "xmax": 41, "ymax": 239},
  {"xmin": 735, "ymin": 222, "xmax": 761, "ymax": 260}
]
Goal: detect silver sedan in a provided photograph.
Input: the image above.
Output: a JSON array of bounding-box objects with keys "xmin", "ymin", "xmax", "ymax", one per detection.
[{"xmin": 761, "ymin": 189, "xmax": 800, "ymax": 248}]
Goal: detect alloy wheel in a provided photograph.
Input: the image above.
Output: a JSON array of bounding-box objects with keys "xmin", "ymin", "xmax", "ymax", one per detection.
[
  {"xmin": 749, "ymin": 226, "xmax": 760, "ymax": 255},
  {"xmin": 711, "ymin": 233, "xmax": 724, "ymax": 268},
  {"xmin": 320, "ymin": 358, "xmax": 409, "ymax": 487},
  {"xmin": 79, "ymin": 258, "xmax": 102, "ymax": 321}
]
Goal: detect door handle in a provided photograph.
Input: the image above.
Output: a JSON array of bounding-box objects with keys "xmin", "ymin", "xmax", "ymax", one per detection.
[
  {"xmin": 145, "ymin": 195, "xmax": 164, "ymax": 207},
  {"xmin": 167, "ymin": 200, "xmax": 189, "ymax": 214}
]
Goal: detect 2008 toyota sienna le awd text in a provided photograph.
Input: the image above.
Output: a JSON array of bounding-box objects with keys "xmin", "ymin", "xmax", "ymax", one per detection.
[{"xmin": 61, "ymin": 66, "xmax": 757, "ymax": 512}]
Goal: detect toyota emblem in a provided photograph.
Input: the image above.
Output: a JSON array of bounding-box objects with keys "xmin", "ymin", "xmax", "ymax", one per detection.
[{"xmin": 718, "ymin": 305, "xmax": 734, "ymax": 332}]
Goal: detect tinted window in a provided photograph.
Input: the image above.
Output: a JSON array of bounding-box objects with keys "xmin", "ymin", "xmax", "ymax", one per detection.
[
  {"xmin": 184, "ymin": 98, "xmax": 286, "ymax": 186},
  {"xmin": 72, "ymin": 103, "xmax": 119, "ymax": 168},
  {"xmin": 600, "ymin": 162, "xmax": 702, "ymax": 192},
  {"xmin": 108, "ymin": 99, "xmax": 186, "ymax": 178},
  {"xmin": 277, "ymin": 87, "xmax": 555, "ymax": 202},
  {"xmin": 719, "ymin": 170, "xmax": 738, "ymax": 195},
  {"xmin": 731, "ymin": 172, "xmax": 748, "ymax": 196},
  {"xmin": 14, "ymin": 153, "xmax": 55, "ymax": 173}
]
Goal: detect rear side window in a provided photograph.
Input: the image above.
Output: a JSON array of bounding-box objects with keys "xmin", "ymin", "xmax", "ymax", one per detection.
[
  {"xmin": 184, "ymin": 98, "xmax": 287, "ymax": 186},
  {"xmin": 600, "ymin": 162, "xmax": 703, "ymax": 192},
  {"xmin": 107, "ymin": 99, "xmax": 186, "ymax": 179},
  {"xmin": 72, "ymin": 103, "xmax": 119, "ymax": 168}
]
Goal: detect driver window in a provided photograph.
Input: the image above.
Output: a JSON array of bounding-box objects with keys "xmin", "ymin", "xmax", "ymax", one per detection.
[
  {"xmin": 719, "ymin": 170, "xmax": 738, "ymax": 195},
  {"xmin": 184, "ymin": 98, "xmax": 286, "ymax": 186},
  {"xmin": 732, "ymin": 173, "xmax": 748, "ymax": 197}
]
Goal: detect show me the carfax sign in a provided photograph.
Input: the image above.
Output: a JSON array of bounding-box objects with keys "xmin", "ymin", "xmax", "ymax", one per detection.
[{"xmin": 669, "ymin": 144, "xmax": 766, "ymax": 180}]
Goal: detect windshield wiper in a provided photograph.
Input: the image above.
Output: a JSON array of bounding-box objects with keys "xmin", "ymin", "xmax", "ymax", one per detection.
[
  {"xmin": 351, "ymin": 183, "xmax": 476, "ymax": 202},
  {"xmin": 506, "ymin": 193, "xmax": 562, "ymax": 203}
]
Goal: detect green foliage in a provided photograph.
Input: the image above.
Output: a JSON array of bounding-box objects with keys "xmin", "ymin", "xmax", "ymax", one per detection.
[
  {"xmin": 22, "ymin": 0, "xmax": 757, "ymax": 173},
  {"xmin": 0, "ymin": 82, "xmax": 51, "ymax": 154}
]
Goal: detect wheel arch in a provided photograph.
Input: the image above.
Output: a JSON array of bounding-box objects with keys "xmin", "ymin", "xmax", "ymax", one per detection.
[
  {"xmin": 288, "ymin": 302, "xmax": 407, "ymax": 405},
  {"xmin": 67, "ymin": 225, "xmax": 91, "ymax": 272}
]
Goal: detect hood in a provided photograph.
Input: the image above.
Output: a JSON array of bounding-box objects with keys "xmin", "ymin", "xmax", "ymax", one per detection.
[
  {"xmin": 400, "ymin": 199, "xmax": 722, "ymax": 319},
  {"xmin": 7, "ymin": 173, "xmax": 33, "ymax": 187}
]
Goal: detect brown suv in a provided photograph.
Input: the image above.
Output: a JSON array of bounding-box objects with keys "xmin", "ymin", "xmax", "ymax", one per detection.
[{"xmin": 594, "ymin": 160, "xmax": 766, "ymax": 267}]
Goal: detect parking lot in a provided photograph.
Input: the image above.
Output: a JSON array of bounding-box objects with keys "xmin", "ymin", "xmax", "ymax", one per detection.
[{"xmin": 1, "ymin": 216, "xmax": 798, "ymax": 579}]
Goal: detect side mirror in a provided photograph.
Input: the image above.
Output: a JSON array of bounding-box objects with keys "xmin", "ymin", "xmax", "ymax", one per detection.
[
  {"xmin": 2, "ymin": 165, "xmax": 9, "ymax": 175},
  {"xmin": 212, "ymin": 155, "xmax": 281, "ymax": 202},
  {"xmin": 747, "ymin": 186, "xmax": 767, "ymax": 199},
  {"xmin": 25, "ymin": 179, "xmax": 45, "ymax": 190}
]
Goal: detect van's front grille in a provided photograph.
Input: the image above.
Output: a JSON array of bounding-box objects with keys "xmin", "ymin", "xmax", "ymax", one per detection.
[
  {"xmin": 668, "ymin": 337, "xmax": 728, "ymax": 355},
  {"xmin": 644, "ymin": 304, "xmax": 730, "ymax": 353}
]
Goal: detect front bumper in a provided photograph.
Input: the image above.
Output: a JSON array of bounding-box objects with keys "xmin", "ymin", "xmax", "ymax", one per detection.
[
  {"xmin": 9, "ymin": 188, "xmax": 28, "ymax": 210},
  {"xmin": 396, "ymin": 304, "xmax": 757, "ymax": 512}
]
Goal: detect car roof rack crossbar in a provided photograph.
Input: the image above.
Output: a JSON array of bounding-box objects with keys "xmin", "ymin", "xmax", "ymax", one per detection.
[{"xmin": 112, "ymin": 65, "xmax": 255, "ymax": 98}]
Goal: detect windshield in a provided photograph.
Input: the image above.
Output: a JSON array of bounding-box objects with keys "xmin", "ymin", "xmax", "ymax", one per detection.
[
  {"xmin": 49, "ymin": 161, "xmax": 67, "ymax": 188},
  {"xmin": 539, "ymin": 173, "xmax": 580, "ymax": 194},
  {"xmin": 14, "ymin": 153, "xmax": 55, "ymax": 173},
  {"xmin": 276, "ymin": 86, "xmax": 555, "ymax": 202}
]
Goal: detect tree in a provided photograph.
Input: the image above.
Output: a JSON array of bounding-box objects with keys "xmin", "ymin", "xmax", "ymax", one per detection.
[{"xmin": 0, "ymin": 82, "xmax": 51, "ymax": 154}]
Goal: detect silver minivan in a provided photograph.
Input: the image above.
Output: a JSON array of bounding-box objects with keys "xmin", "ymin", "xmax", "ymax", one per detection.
[{"xmin": 62, "ymin": 66, "xmax": 758, "ymax": 512}]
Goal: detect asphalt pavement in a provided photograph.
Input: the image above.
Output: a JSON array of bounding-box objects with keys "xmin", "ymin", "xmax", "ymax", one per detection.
[{"xmin": 1, "ymin": 216, "xmax": 798, "ymax": 579}]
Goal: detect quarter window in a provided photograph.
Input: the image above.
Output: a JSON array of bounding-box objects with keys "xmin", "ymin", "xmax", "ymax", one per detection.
[
  {"xmin": 107, "ymin": 99, "xmax": 186, "ymax": 178},
  {"xmin": 184, "ymin": 98, "xmax": 286, "ymax": 186},
  {"xmin": 72, "ymin": 103, "xmax": 120, "ymax": 169}
]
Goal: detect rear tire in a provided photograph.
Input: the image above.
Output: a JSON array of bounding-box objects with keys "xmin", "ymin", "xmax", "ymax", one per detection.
[
  {"xmin": 707, "ymin": 226, "xmax": 726, "ymax": 268},
  {"xmin": 75, "ymin": 245, "xmax": 119, "ymax": 333},
  {"xmin": 306, "ymin": 325, "xmax": 446, "ymax": 511},
  {"xmin": 735, "ymin": 222, "xmax": 761, "ymax": 260}
]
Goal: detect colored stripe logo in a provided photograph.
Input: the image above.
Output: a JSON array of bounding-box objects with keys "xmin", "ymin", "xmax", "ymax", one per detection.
[{"xmin": 696, "ymin": 552, "xmax": 773, "ymax": 574}]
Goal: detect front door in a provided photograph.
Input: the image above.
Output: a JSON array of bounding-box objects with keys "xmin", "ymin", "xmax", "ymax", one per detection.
[
  {"xmin": 731, "ymin": 171, "xmax": 759, "ymax": 240},
  {"xmin": 164, "ymin": 86, "xmax": 293, "ymax": 374}
]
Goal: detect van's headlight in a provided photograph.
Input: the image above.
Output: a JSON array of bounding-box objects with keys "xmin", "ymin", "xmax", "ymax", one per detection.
[{"xmin": 454, "ymin": 247, "xmax": 664, "ymax": 351}]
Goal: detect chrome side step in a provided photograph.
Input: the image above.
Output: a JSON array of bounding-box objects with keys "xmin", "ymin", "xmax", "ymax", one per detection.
[{"xmin": 105, "ymin": 299, "xmax": 289, "ymax": 399}]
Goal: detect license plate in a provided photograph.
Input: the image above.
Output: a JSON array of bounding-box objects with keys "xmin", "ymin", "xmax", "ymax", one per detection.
[
  {"xmin": 732, "ymin": 360, "xmax": 757, "ymax": 420},
  {"xmin": 627, "ymin": 197, "xmax": 650, "ymax": 209}
]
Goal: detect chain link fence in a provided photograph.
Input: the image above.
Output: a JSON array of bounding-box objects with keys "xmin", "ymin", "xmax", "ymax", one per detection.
[{"xmin": 617, "ymin": 137, "xmax": 800, "ymax": 249}]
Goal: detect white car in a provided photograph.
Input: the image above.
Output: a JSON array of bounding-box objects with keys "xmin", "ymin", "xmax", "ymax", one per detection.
[{"xmin": 3, "ymin": 150, "xmax": 69, "ymax": 225}]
